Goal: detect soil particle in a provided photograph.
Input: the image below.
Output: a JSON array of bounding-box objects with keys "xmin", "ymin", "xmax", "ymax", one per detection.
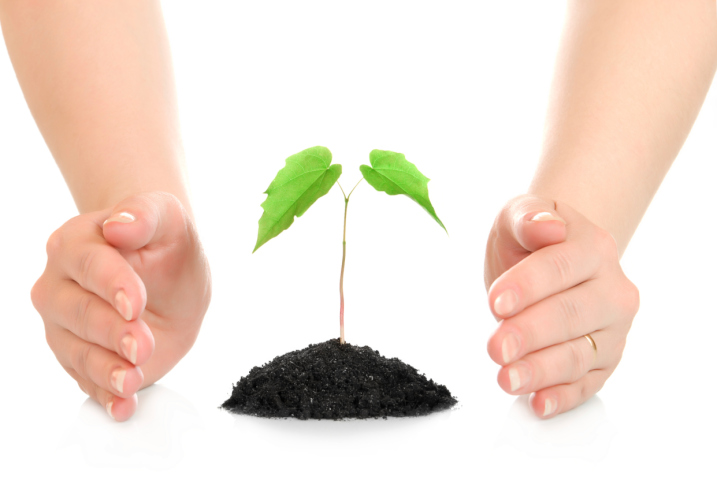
[{"xmin": 222, "ymin": 339, "xmax": 457, "ymax": 420}]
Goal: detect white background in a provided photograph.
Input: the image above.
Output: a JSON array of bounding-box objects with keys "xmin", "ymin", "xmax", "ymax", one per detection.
[{"xmin": 1, "ymin": 1, "xmax": 716, "ymax": 486}]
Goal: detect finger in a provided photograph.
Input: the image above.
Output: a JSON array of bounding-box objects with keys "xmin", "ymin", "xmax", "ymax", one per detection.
[
  {"xmin": 485, "ymin": 196, "xmax": 567, "ymax": 287},
  {"xmin": 49, "ymin": 325, "xmax": 144, "ymax": 398},
  {"xmin": 44, "ymin": 279, "xmax": 154, "ymax": 365},
  {"xmin": 66, "ymin": 367, "xmax": 138, "ymax": 421},
  {"xmin": 47, "ymin": 218, "xmax": 147, "ymax": 322},
  {"xmin": 488, "ymin": 204, "xmax": 617, "ymax": 318},
  {"xmin": 488, "ymin": 279, "xmax": 615, "ymax": 365},
  {"xmin": 106, "ymin": 393, "xmax": 139, "ymax": 422},
  {"xmin": 505, "ymin": 196, "xmax": 567, "ymax": 253},
  {"xmin": 103, "ymin": 192, "xmax": 192, "ymax": 251},
  {"xmin": 529, "ymin": 369, "xmax": 612, "ymax": 419},
  {"xmin": 496, "ymin": 330, "xmax": 616, "ymax": 395}
]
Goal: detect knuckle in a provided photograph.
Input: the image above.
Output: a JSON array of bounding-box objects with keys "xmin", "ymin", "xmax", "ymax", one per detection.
[
  {"xmin": 512, "ymin": 319, "xmax": 534, "ymax": 353},
  {"xmin": 548, "ymin": 248, "xmax": 574, "ymax": 287},
  {"xmin": 579, "ymin": 382, "xmax": 589, "ymax": 402},
  {"xmin": 500, "ymin": 196, "xmax": 522, "ymax": 221},
  {"xmin": 146, "ymin": 191, "xmax": 185, "ymax": 218},
  {"xmin": 165, "ymin": 192, "xmax": 192, "ymax": 238},
  {"xmin": 595, "ymin": 228, "xmax": 619, "ymax": 261},
  {"xmin": 160, "ymin": 191, "xmax": 184, "ymax": 211},
  {"xmin": 77, "ymin": 249, "xmax": 95, "ymax": 288},
  {"xmin": 72, "ymin": 342, "xmax": 93, "ymax": 379},
  {"xmin": 46, "ymin": 229, "xmax": 64, "ymax": 257},
  {"xmin": 613, "ymin": 339, "xmax": 627, "ymax": 364},
  {"xmin": 44, "ymin": 327, "xmax": 57, "ymax": 352},
  {"xmin": 500, "ymin": 317, "xmax": 533, "ymax": 359},
  {"xmin": 623, "ymin": 279, "xmax": 640, "ymax": 316},
  {"xmin": 588, "ymin": 373, "xmax": 608, "ymax": 399},
  {"xmin": 495, "ymin": 195, "xmax": 528, "ymax": 240},
  {"xmin": 566, "ymin": 340, "xmax": 588, "ymax": 382},
  {"xmin": 103, "ymin": 311, "xmax": 115, "ymax": 348},
  {"xmin": 495, "ymin": 208, "xmax": 511, "ymax": 234},
  {"xmin": 74, "ymin": 293, "xmax": 94, "ymax": 338},
  {"xmin": 613, "ymin": 276, "xmax": 640, "ymax": 319},
  {"xmin": 30, "ymin": 278, "xmax": 46, "ymax": 311},
  {"xmin": 555, "ymin": 293, "xmax": 582, "ymax": 340}
]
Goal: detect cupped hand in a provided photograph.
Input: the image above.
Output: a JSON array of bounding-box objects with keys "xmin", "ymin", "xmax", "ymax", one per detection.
[
  {"xmin": 484, "ymin": 195, "xmax": 639, "ymax": 418},
  {"xmin": 31, "ymin": 192, "xmax": 211, "ymax": 421}
]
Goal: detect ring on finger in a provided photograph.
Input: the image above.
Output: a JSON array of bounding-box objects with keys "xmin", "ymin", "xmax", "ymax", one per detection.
[{"xmin": 584, "ymin": 333, "xmax": 597, "ymax": 364}]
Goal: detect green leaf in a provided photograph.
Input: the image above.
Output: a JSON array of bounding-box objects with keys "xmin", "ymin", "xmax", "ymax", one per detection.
[
  {"xmin": 360, "ymin": 150, "xmax": 446, "ymax": 232},
  {"xmin": 254, "ymin": 146, "xmax": 342, "ymax": 252}
]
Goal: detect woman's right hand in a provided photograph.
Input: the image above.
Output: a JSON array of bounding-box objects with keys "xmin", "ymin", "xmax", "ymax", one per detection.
[
  {"xmin": 31, "ymin": 191, "xmax": 211, "ymax": 421},
  {"xmin": 484, "ymin": 195, "xmax": 640, "ymax": 418}
]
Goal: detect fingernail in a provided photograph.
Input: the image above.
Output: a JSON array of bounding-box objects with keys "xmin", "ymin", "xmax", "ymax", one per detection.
[
  {"xmin": 494, "ymin": 289, "xmax": 518, "ymax": 316},
  {"xmin": 508, "ymin": 367, "xmax": 522, "ymax": 392},
  {"xmin": 103, "ymin": 211, "xmax": 136, "ymax": 226},
  {"xmin": 502, "ymin": 332, "xmax": 520, "ymax": 364},
  {"xmin": 115, "ymin": 290, "xmax": 133, "ymax": 321},
  {"xmin": 111, "ymin": 369, "xmax": 126, "ymax": 394},
  {"xmin": 121, "ymin": 335, "xmax": 138, "ymax": 365},
  {"xmin": 508, "ymin": 363, "xmax": 530, "ymax": 392},
  {"xmin": 106, "ymin": 401, "xmax": 115, "ymax": 419},
  {"xmin": 544, "ymin": 397, "xmax": 556, "ymax": 417},
  {"xmin": 530, "ymin": 212, "xmax": 566, "ymax": 223}
]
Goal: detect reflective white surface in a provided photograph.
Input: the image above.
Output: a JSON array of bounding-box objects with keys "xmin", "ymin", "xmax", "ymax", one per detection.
[{"xmin": 2, "ymin": 1, "xmax": 715, "ymax": 485}]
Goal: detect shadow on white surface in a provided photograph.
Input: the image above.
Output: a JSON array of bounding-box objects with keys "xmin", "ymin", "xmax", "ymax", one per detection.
[
  {"xmin": 230, "ymin": 403, "xmax": 459, "ymax": 437},
  {"xmin": 58, "ymin": 385, "xmax": 202, "ymax": 469},
  {"xmin": 494, "ymin": 395, "xmax": 616, "ymax": 460}
]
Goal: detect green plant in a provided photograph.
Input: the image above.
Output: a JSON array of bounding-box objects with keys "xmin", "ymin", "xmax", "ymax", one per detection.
[{"xmin": 254, "ymin": 146, "xmax": 445, "ymax": 344}]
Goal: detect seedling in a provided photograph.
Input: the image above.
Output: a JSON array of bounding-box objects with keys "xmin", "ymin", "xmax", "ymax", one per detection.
[
  {"xmin": 253, "ymin": 146, "xmax": 446, "ymax": 344},
  {"xmin": 221, "ymin": 150, "xmax": 453, "ymax": 419}
]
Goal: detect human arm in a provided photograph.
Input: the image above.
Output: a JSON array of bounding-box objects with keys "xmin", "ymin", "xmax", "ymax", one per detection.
[
  {"xmin": 0, "ymin": 0, "xmax": 190, "ymax": 213},
  {"xmin": 485, "ymin": 0, "xmax": 717, "ymax": 417},
  {"xmin": 0, "ymin": 0, "xmax": 211, "ymax": 420},
  {"xmin": 531, "ymin": 0, "xmax": 717, "ymax": 252}
]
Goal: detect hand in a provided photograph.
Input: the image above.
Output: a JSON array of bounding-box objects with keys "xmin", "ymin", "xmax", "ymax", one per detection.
[
  {"xmin": 31, "ymin": 192, "xmax": 211, "ymax": 421},
  {"xmin": 484, "ymin": 195, "xmax": 639, "ymax": 418}
]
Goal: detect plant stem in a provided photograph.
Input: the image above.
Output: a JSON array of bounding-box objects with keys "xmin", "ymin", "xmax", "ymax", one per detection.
[
  {"xmin": 337, "ymin": 178, "xmax": 363, "ymax": 345},
  {"xmin": 339, "ymin": 197, "xmax": 348, "ymax": 344}
]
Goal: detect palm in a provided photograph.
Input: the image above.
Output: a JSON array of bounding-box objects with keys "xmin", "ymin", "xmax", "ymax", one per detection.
[{"xmin": 116, "ymin": 207, "xmax": 211, "ymax": 386}]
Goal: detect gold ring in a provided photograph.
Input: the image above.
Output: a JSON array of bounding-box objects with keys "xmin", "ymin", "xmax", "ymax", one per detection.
[{"xmin": 584, "ymin": 334, "xmax": 597, "ymax": 363}]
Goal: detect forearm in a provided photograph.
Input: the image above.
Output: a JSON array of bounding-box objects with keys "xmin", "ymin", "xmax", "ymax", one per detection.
[
  {"xmin": 0, "ymin": 0, "xmax": 191, "ymax": 215},
  {"xmin": 530, "ymin": 0, "xmax": 717, "ymax": 254}
]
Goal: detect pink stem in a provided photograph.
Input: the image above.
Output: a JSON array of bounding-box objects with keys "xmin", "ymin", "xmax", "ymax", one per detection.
[{"xmin": 339, "ymin": 198, "xmax": 348, "ymax": 344}]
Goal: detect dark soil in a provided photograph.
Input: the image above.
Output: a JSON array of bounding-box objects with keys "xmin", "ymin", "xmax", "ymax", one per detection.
[{"xmin": 222, "ymin": 339, "xmax": 457, "ymax": 420}]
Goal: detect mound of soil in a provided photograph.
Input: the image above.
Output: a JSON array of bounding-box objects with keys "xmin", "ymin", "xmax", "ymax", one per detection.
[{"xmin": 222, "ymin": 339, "xmax": 457, "ymax": 420}]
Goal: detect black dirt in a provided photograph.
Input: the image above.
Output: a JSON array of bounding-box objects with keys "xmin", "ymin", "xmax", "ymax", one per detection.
[{"xmin": 221, "ymin": 339, "xmax": 457, "ymax": 420}]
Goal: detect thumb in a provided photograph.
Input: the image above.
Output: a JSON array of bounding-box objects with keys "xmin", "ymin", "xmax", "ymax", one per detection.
[
  {"xmin": 504, "ymin": 195, "xmax": 567, "ymax": 253},
  {"xmin": 102, "ymin": 192, "xmax": 190, "ymax": 251}
]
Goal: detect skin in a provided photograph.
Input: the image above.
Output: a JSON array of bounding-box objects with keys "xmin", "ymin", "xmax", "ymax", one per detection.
[
  {"xmin": 485, "ymin": 0, "xmax": 717, "ymax": 418},
  {"xmin": 3, "ymin": 0, "xmax": 714, "ymax": 422},
  {"xmin": 0, "ymin": 1, "xmax": 211, "ymax": 421}
]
